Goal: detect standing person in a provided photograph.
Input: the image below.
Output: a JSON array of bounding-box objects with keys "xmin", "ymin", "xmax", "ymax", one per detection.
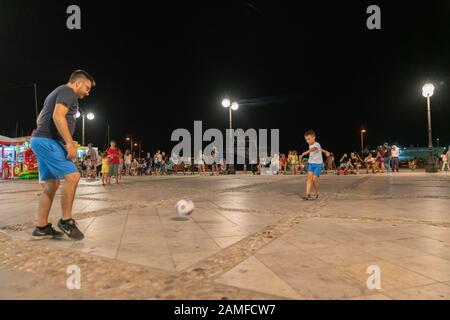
[
  {"xmin": 300, "ymin": 130, "xmax": 330, "ymax": 200},
  {"xmin": 290, "ymin": 151, "xmax": 300, "ymax": 175},
  {"xmin": 87, "ymin": 143, "xmax": 100, "ymax": 179},
  {"xmin": 197, "ymin": 150, "xmax": 206, "ymax": 175},
  {"xmin": 100, "ymin": 152, "xmax": 110, "ymax": 186},
  {"xmin": 124, "ymin": 150, "xmax": 132, "ymax": 176},
  {"xmin": 118, "ymin": 151, "xmax": 124, "ymax": 182},
  {"xmin": 106, "ymin": 140, "xmax": 121, "ymax": 184},
  {"xmin": 375, "ymin": 146, "xmax": 385, "ymax": 173},
  {"xmin": 279, "ymin": 153, "xmax": 287, "ymax": 174},
  {"xmin": 441, "ymin": 149, "xmax": 449, "ymax": 172},
  {"xmin": 210, "ymin": 147, "xmax": 219, "ymax": 176},
  {"xmin": 391, "ymin": 144, "xmax": 400, "ymax": 172},
  {"xmin": 154, "ymin": 150, "xmax": 162, "ymax": 175},
  {"xmin": 30, "ymin": 70, "xmax": 95, "ymax": 240},
  {"xmin": 383, "ymin": 142, "xmax": 392, "ymax": 172}
]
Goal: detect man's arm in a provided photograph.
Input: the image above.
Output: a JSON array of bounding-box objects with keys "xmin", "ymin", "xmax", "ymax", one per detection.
[{"xmin": 52, "ymin": 104, "xmax": 77, "ymax": 159}]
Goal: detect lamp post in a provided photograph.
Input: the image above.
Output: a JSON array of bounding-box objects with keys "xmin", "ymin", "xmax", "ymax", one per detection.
[
  {"xmin": 222, "ymin": 98, "xmax": 239, "ymax": 174},
  {"xmin": 76, "ymin": 109, "xmax": 95, "ymax": 146},
  {"xmin": 134, "ymin": 142, "xmax": 140, "ymax": 158},
  {"xmin": 422, "ymin": 83, "xmax": 437, "ymax": 173},
  {"xmin": 360, "ymin": 129, "xmax": 366, "ymax": 157},
  {"xmin": 126, "ymin": 137, "xmax": 133, "ymax": 157}
]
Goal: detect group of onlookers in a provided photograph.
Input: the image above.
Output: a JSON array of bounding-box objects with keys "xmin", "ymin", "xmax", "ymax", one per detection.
[
  {"xmin": 335, "ymin": 143, "xmax": 403, "ymax": 174},
  {"xmin": 76, "ymin": 141, "xmax": 450, "ymax": 182}
]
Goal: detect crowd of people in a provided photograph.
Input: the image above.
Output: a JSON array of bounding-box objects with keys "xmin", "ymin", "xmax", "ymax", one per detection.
[{"xmin": 76, "ymin": 140, "xmax": 450, "ymax": 185}]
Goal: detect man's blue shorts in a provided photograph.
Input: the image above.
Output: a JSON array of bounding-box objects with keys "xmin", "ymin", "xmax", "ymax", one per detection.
[
  {"xmin": 307, "ymin": 163, "xmax": 323, "ymax": 177},
  {"xmin": 30, "ymin": 137, "xmax": 78, "ymax": 181}
]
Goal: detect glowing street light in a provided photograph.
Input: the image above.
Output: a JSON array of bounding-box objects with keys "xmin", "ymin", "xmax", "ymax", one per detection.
[
  {"xmin": 422, "ymin": 83, "xmax": 437, "ymax": 172},
  {"xmin": 222, "ymin": 98, "xmax": 231, "ymax": 108},
  {"xmin": 360, "ymin": 129, "xmax": 366, "ymax": 157},
  {"xmin": 221, "ymin": 97, "xmax": 239, "ymax": 173},
  {"xmin": 76, "ymin": 109, "xmax": 94, "ymax": 146}
]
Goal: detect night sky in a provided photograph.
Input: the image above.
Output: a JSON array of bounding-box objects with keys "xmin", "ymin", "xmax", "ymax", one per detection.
[{"xmin": 1, "ymin": 0, "xmax": 449, "ymax": 156}]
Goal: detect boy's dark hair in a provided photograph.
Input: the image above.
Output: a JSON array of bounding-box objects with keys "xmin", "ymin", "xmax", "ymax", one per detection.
[
  {"xmin": 69, "ymin": 70, "xmax": 96, "ymax": 86},
  {"xmin": 304, "ymin": 130, "xmax": 316, "ymax": 137}
]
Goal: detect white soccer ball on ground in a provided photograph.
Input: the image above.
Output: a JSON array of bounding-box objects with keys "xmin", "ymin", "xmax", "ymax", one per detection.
[{"xmin": 175, "ymin": 198, "xmax": 194, "ymax": 217}]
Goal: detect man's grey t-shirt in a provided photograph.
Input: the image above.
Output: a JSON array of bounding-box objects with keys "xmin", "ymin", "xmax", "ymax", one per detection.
[{"xmin": 32, "ymin": 85, "xmax": 79, "ymax": 141}]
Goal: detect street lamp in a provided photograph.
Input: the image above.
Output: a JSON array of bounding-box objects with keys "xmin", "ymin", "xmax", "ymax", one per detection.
[
  {"xmin": 76, "ymin": 109, "xmax": 95, "ymax": 146},
  {"xmin": 126, "ymin": 137, "xmax": 133, "ymax": 156},
  {"xmin": 360, "ymin": 129, "xmax": 366, "ymax": 157},
  {"xmin": 422, "ymin": 83, "xmax": 437, "ymax": 173},
  {"xmin": 222, "ymin": 98, "xmax": 239, "ymax": 174}
]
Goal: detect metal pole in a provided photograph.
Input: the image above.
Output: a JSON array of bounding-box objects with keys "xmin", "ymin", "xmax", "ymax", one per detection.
[
  {"xmin": 130, "ymin": 138, "xmax": 133, "ymax": 157},
  {"xmin": 228, "ymin": 107, "xmax": 235, "ymax": 173},
  {"xmin": 360, "ymin": 131, "xmax": 364, "ymax": 157},
  {"xmin": 426, "ymin": 95, "xmax": 436, "ymax": 172},
  {"xmin": 33, "ymin": 83, "xmax": 38, "ymax": 121},
  {"xmin": 82, "ymin": 115, "xmax": 85, "ymax": 146}
]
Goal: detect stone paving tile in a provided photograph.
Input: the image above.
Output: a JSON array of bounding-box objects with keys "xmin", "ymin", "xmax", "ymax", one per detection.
[
  {"xmin": 336, "ymin": 260, "xmax": 436, "ymax": 292},
  {"xmin": 383, "ymin": 283, "xmax": 450, "ymax": 300},
  {"xmin": 302, "ymin": 244, "xmax": 378, "ymax": 266},
  {"xmin": 274, "ymin": 265, "xmax": 371, "ymax": 299},
  {"xmin": 215, "ymin": 256, "xmax": 303, "ymax": 299},
  {"xmin": 388, "ymin": 255, "xmax": 450, "ymax": 282},
  {"xmin": 346, "ymin": 240, "xmax": 428, "ymax": 261},
  {"xmin": 392, "ymin": 237, "xmax": 450, "ymax": 260}
]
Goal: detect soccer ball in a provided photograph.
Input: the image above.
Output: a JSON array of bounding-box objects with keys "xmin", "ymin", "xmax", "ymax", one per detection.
[{"xmin": 175, "ymin": 198, "xmax": 194, "ymax": 217}]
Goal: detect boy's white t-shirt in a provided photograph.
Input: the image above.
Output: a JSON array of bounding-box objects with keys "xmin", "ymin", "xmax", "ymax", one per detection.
[{"xmin": 308, "ymin": 142, "xmax": 323, "ymax": 164}]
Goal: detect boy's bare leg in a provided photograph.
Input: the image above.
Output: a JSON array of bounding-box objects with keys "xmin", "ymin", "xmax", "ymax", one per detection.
[
  {"xmin": 61, "ymin": 171, "xmax": 80, "ymax": 220},
  {"xmin": 312, "ymin": 176, "xmax": 319, "ymax": 195},
  {"xmin": 37, "ymin": 180, "xmax": 60, "ymax": 227},
  {"xmin": 306, "ymin": 172, "xmax": 313, "ymax": 195}
]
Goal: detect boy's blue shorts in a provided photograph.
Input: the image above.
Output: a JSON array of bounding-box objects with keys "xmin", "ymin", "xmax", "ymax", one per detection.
[
  {"xmin": 30, "ymin": 137, "xmax": 78, "ymax": 181},
  {"xmin": 307, "ymin": 163, "xmax": 323, "ymax": 177}
]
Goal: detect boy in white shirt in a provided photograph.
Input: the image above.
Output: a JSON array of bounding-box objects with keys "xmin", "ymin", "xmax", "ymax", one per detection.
[{"xmin": 301, "ymin": 130, "xmax": 330, "ymax": 200}]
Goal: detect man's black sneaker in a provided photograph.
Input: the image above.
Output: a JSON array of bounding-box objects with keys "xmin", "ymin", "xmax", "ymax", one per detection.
[
  {"xmin": 32, "ymin": 223, "xmax": 64, "ymax": 240},
  {"xmin": 57, "ymin": 219, "xmax": 84, "ymax": 240}
]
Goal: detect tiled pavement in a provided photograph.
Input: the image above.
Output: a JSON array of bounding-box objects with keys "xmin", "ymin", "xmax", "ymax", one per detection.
[{"xmin": 1, "ymin": 172, "xmax": 450, "ymax": 299}]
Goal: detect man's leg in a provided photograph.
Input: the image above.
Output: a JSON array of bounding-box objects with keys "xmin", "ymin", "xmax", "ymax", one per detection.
[
  {"xmin": 61, "ymin": 171, "xmax": 80, "ymax": 220},
  {"xmin": 37, "ymin": 179, "xmax": 60, "ymax": 227}
]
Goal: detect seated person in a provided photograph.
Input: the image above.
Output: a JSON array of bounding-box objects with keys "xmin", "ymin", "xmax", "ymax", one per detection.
[
  {"xmin": 364, "ymin": 153, "xmax": 376, "ymax": 173},
  {"xmin": 164, "ymin": 157, "xmax": 175, "ymax": 173}
]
